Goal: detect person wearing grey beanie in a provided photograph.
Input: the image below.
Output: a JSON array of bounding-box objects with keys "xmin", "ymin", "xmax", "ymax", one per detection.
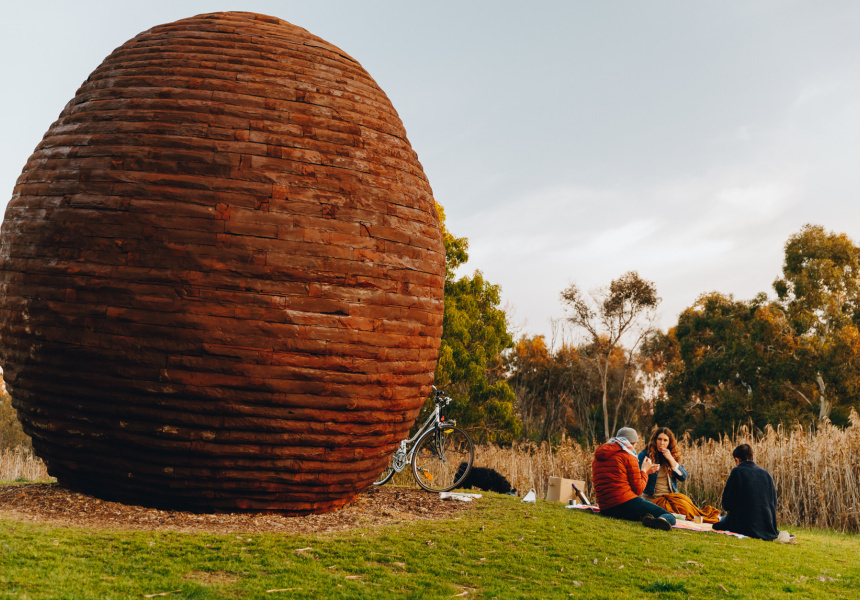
[
  {"xmin": 616, "ymin": 427, "xmax": 639, "ymax": 443},
  {"xmin": 592, "ymin": 427, "xmax": 676, "ymax": 531}
]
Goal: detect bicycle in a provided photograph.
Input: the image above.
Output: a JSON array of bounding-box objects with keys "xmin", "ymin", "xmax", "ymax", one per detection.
[{"xmin": 373, "ymin": 387, "xmax": 474, "ymax": 492}]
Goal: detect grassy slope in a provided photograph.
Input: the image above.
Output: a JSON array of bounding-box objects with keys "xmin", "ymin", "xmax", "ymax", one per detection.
[{"xmin": 1, "ymin": 493, "xmax": 858, "ymax": 599}]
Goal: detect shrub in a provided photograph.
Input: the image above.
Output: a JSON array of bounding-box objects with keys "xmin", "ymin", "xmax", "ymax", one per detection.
[{"xmin": 0, "ymin": 371, "xmax": 31, "ymax": 451}]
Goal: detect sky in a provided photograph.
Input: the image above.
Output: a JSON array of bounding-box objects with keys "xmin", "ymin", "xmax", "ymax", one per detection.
[{"xmin": 3, "ymin": 1, "xmax": 860, "ymax": 344}]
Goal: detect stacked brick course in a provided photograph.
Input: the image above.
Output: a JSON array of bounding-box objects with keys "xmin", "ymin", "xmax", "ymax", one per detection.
[{"xmin": 0, "ymin": 12, "xmax": 444, "ymax": 513}]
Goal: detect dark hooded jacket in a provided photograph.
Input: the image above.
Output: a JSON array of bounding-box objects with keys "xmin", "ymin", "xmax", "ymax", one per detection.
[
  {"xmin": 712, "ymin": 460, "xmax": 779, "ymax": 540},
  {"xmin": 592, "ymin": 442, "xmax": 647, "ymax": 510}
]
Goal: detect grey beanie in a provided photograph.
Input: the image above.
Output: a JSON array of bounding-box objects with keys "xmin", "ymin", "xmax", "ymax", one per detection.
[{"xmin": 616, "ymin": 427, "xmax": 639, "ymax": 443}]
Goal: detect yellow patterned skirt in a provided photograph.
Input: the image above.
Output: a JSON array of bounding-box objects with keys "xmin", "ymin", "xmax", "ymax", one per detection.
[{"xmin": 651, "ymin": 493, "xmax": 721, "ymax": 523}]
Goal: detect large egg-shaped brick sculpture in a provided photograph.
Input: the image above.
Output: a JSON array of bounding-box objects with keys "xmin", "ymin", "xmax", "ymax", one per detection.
[{"xmin": 0, "ymin": 12, "xmax": 444, "ymax": 513}]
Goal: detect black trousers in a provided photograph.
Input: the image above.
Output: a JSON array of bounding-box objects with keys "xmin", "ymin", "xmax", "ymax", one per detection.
[{"xmin": 600, "ymin": 497, "xmax": 677, "ymax": 525}]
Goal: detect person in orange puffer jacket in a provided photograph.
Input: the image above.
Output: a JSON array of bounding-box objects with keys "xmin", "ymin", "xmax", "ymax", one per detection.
[{"xmin": 592, "ymin": 427, "xmax": 676, "ymax": 531}]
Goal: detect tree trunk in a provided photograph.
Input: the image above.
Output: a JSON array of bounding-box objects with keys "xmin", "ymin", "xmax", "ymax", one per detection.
[
  {"xmin": 601, "ymin": 356, "xmax": 611, "ymax": 440},
  {"xmin": 541, "ymin": 389, "xmax": 555, "ymax": 442},
  {"xmin": 612, "ymin": 396, "xmax": 622, "ymax": 436},
  {"xmin": 612, "ymin": 359, "xmax": 631, "ymax": 436},
  {"xmin": 816, "ymin": 373, "xmax": 831, "ymax": 420}
]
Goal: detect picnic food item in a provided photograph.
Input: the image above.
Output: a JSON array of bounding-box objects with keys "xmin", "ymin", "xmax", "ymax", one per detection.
[{"xmin": 0, "ymin": 12, "xmax": 444, "ymax": 513}]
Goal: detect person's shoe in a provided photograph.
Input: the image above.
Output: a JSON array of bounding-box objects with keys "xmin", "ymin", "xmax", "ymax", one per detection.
[
  {"xmin": 777, "ymin": 530, "xmax": 797, "ymax": 544},
  {"xmin": 642, "ymin": 514, "xmax": 672, "ymax": 531}
]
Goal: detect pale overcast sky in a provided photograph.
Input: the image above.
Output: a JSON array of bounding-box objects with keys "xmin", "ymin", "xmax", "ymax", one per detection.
[{"xmin": 3, "ymin": 1, "xmax": 860, "ymax": 342}]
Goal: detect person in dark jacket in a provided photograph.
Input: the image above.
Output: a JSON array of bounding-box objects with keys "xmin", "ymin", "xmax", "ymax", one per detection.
[
  {"xmin": 713, "ymin": 444, "xmax": 793, "ymax": 542},
  {"xmin": 592, "ymin": 427, "xmax": 676, "ymax": 531}
]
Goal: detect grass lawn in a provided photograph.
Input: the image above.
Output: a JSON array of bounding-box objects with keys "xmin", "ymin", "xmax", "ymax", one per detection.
[{"xmin": 1, "ymin": 492, "xmax": 858, "ymax": 599}]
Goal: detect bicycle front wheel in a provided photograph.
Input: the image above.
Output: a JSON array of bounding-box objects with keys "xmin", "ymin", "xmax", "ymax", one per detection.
[{"xmin": 412, "ymin": 425, "xmax": 474, "ymax": 492}]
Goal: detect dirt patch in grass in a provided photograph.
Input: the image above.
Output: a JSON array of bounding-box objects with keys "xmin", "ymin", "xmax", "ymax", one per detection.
[
  {"xmin": 182, "ymin": 570, "xmax": 241, "ymax": 585},
  {"xmin": 0, "ymin": 483, "xmax": 474, "ymax": 534}
]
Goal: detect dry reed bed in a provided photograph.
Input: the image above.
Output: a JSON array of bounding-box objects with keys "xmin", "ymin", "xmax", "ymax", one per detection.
[
  {"xmin": 0, "ymin": 445, "xmax": 49, "ymax": 482},
  {"xmin": 4, "ymin": 418, "xmax": 860, "ymax": 531},
  {"xmin": 477, "ymin": 413, "xmax": 860, "ymax": 532}
]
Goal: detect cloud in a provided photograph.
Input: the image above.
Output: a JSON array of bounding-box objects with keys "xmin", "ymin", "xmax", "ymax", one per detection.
[
  {"xmin": 461, "ymin": 170, "xmax": 795, "ymax": 275},
  {"xmin": 452, "ymin": 165, "xmax": 804, "ymax": 341},
  {"xmin": 788, "ymin": 79, "xmax": 845, "ymax": 112},
  {"xmin": 583, "ymin": 219, "xmax": 659, "ymax": 255},
  {"xmin": 715, "ymin": 182, "xmax": 793, "ymax": 217},
  {"xmin": 711, "ymin": 125, "xmax": 752, "ymax": 145},
  {"xmin": 459, "ymin": 184, "xmax": 628, "ymax": 259}
]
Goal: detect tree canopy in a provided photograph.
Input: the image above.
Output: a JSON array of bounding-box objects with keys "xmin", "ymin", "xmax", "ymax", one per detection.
[
  {"xmin": 428, "ymin": 220, "xmax": 860, "ymax": 444},
  {"xmin": 657, "ymin": 225, "xmax": 860, "ymax": 438},
  {"xmin": 773, "ymin": 224, "xmax": 860, "ymax": 420},
  {"xmin": 433, "ymin": 206, "xmax": 520, "ymax": 443},
  {"xmin": 506, "ymin": 328, "xmax": 655, "ymax": 445},
  {"xmin": 560, "ymin": 271, "xmax": 660, "ymax": 440}
]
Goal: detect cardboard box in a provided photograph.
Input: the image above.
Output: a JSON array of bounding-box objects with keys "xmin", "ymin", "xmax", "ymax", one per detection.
[{"xmin": 545, "ymin": 477, "xmax": 587, "ymax": 503}]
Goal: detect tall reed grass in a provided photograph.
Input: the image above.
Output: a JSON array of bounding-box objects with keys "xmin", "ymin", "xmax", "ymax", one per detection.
[
  {"xmin": 0, "ymin": 445, "xmax": 50, "ymax": 482},
  {"xmin": 475, "ymin": 412, "xmax": 860, "ymax": 532},
  {"xmin": 4, "ymin": 416, "xmax": 860, "ymax": 532}
]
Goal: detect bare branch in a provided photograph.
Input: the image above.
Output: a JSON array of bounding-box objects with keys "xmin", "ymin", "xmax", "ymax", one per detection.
[{"xmin": 783, "ymin": 382, "xmax": 813, "ymax": 406}]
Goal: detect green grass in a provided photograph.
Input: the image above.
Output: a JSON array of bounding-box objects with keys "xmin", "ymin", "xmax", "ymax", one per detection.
[
  {"xmin": 0, "ymin": 476, "xmax": 56, "ymax": 485},
  {"xmin": 1, "ymin": 494, "xmax": 858, "ymax": 599}
]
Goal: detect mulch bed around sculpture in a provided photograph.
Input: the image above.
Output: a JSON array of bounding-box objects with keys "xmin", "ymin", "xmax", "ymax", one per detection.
[{"xmin": 0, "ymin": 483, "xmax": 473, "ymax": 535}]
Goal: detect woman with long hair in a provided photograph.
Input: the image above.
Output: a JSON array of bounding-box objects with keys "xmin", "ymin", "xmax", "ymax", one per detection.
[
  {"xmin": 640, "ymin": 427, "xmax": 686, "ymax": 499},
  {"xmin": 637, "ymin": 427, "xmax": 720, "ymax": 523}
]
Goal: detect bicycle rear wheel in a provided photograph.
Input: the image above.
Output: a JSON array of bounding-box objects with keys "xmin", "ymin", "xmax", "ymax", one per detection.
[{"xmin": 412, "ymin": 425, "xmax": 474, "ymax": 492}]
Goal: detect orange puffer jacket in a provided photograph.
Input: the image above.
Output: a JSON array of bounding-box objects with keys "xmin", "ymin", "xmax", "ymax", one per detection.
[{"xmin": 592, "ymin": 442, "xmax": 647, "ymax": 510}]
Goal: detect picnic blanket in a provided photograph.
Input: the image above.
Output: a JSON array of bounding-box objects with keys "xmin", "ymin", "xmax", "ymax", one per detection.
[
  {"xmin": 652, "ymin": 493, "xmax": 721, "ymax": 524},
  {"xmin": 565, "ymin": 504, "xmax": 746, "ymax": 538}
]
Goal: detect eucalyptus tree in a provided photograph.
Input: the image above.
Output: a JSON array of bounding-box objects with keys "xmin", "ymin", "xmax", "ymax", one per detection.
[
  {"xmin": 773, "ymin": 224, "xmax": 860, "ymax": 420},
  {"xmin": 560, "ymin": 271, "xmax": 660, "ymax": 440},
  {"xmin": 433, "ymin": 206, "xmax": 520, "ymax": 443}
]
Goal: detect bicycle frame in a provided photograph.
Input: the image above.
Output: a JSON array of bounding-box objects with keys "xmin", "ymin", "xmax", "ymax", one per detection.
[
  {"xmin": 392, "ymin": 388, "xmax": 453, "ymax": 473},
  {"xmin": 391, "ymin": 396, "xmax": 449, "ymax": 472},
  {"xmin": 373, "ymin": 387, "xmax": 474, "ymax": 491}
]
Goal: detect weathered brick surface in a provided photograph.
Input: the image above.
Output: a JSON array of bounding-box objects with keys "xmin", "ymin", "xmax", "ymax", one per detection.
[{"xmin": 0, "ymin": 12, "xmax": 444, "ymax": 514}]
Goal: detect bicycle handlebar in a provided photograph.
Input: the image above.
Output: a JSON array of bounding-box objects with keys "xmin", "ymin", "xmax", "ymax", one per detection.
[{"xmin": 431, "ymin": 385, "xmax": 452, "ymax": 406}]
